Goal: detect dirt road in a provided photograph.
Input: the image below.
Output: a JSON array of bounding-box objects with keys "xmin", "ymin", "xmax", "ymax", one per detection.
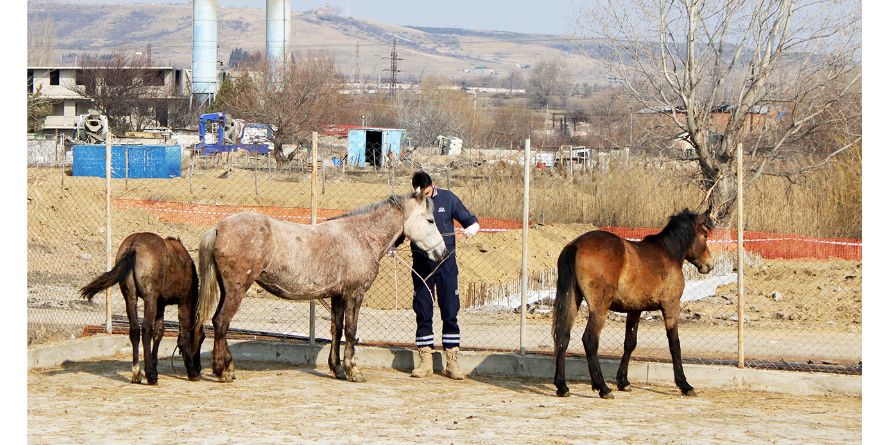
[{"xmin": 28, "ymin": 356, "xmax": 861, "ymax": 444}]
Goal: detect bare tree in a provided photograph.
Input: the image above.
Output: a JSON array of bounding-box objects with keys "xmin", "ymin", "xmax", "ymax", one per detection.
[
  {"xmin": 487, "ymin": 105, "xmax": 543, "ymax": 149},
  {"xmin": 67, "ymin": 52, "xmax": 167, "ymax": 133},
  {"xmin": 28, "ymin": 85, "xmax": 54, "ymax": 133},
  {"xmin": 578, "ymin": 0, "xmax": 861, "ymax": 223},
  {"xmin": 216, "ymin": 53, "xmax": 347, "ymax": 168},
  {"xmin": 28, "ymin": 8, "xmax": 56, "ymax": 66},
  {"xmin": 397, "ymin": 77, "xmax": 474, "ymax": 147},
  {"xmin": 503, "ymin": 70, "xmax": 526, "ymax": 93},
  {"xmin": 528, "ymin": 59, "xmax": 574, "ymax": 109}
]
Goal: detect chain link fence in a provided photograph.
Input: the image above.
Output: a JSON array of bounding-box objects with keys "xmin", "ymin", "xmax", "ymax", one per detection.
[{"xmin": 26, "ymin": 135, "xmax": 861, "ymax": 375}]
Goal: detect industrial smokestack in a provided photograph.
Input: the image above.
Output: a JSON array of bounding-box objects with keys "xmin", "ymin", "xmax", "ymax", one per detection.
[
  {"xmin": 192, "ymin": 0, "xmax": 218, "ymax": 105},
  {"xmin": 266, "ymin": 0, "xmax": 291, "ymax": 74}
]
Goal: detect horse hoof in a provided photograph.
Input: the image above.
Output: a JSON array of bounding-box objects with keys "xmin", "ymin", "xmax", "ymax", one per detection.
[
  {"xmin": 600, "ymin": 390, "xmax": 614, "ymax": 399},
  {"xmin": 556, "ymin": 388, "xmax": 570, "ymax": 397},
  {"xmin": 618, "ymin": 384, "xmax": 632, "ymax": 392},
  {"xmin": 219, "ymin": 371, "xmax": 235, "ymax": 383},
  {"xmin": 347, "ymin": 372, "xmax": 367, "ymax": 383},
  {"xmin": 682, "ymin": 388, "xmax": 697, "ymax": 397},
  {"xmin": 333, "ymin": 367, "xmax": 348, "ymax": 380},
  {"xmin": 131, "ymin": 365, "xmax": 142, "ymax": 384},
  {"xmin": 188, "ymin": 375, "xmax": 201, "ymax": 382}
]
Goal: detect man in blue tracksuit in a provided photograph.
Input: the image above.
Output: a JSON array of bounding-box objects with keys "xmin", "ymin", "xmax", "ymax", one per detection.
[{"xmin": 410, "ymin": 171, "xmax": 480, "ymax": 380}]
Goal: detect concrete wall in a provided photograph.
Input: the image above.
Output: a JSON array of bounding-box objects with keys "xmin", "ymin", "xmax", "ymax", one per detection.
[
  {"xmin": 27, "ymin": 140, "xmax": 65, "ymax": 166},
  {"xmin": 27, "ymin": 335, "xmax": 861, "ymax": 397}
]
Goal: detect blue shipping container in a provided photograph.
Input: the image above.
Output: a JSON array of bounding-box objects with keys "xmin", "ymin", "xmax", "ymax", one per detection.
[
  {"xmin": 346, "ymin": 128, "xmax": 404, "ymax": 167},
  {"xmin": 72, "ymin": 145, "xmax": 182, "ymax": 178}
]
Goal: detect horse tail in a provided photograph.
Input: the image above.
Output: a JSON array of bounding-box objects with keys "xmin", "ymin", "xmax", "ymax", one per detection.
[
  {"xmin": 79, "ymin": 248, "xmax": 137, "ymax": 301},
  {"xmin": 552, "ymin": 243, "xmax": 582, "ymax": 346},
  {"xmin": 195, "ymin": 228, "xmax": 219, "ymax": 329}
]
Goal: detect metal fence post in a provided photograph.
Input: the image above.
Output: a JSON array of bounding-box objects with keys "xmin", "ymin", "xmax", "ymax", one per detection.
[
  {"xmin": 309, "ymin": 131, "xmax": 318, "ymax": 344},
  {"xmin": 124, "ymin": 146, "xmax": 129, "ymax": 190},
  {"xmin": 520, "ymin": 138, "xmax": 530, "ymax": 355},
  {"xmin": 104, "ymin": 133, "xmax": 113, "ymax": 334},
  {"xmin": 737, "ymin": 143, "xmax": 745, "ymax": 368}
]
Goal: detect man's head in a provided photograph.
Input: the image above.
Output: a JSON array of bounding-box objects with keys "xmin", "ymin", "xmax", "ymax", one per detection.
[{"xmin": 412, "ymin": 171, "xmax": 434, "ymax": 197}]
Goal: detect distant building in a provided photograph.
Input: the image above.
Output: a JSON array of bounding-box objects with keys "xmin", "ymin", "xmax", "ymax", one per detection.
[
  {"xmin": 464, "ymin": 66, "xmax": 497, "ymax": 75},
  {"xmin": 634, "ymin": 103, "xmax": 781, "ymax": 135},
  {"xmin": 27, "ymin": 66, "xmax": 191, "ymax": 136}
]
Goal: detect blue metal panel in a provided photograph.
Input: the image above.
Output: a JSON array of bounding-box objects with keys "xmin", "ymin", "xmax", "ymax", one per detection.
[
  {"xmin": 72, "ymin": 145, "xmax": 181, "ymax": 178},
  {"xmin": 347, "ymin": 129, "xmax": 366, "ymax": 166},
  {"xmin": 198, "ymin": 144, "xmax": 270, "ymax": 155},
  {"xmin": 385, "ymin": 130, "xmax": 403, "ymax": 158}
]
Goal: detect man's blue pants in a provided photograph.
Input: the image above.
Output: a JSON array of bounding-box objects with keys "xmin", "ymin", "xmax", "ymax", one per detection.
[{"xmin": 412, "ymin": 255, "xmax": 460, "ymax": 350}]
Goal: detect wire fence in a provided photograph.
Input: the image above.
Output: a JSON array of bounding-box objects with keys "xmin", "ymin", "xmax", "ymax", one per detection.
[{"xmin": 26, "ymin": 134, "xmax": 862, "ymax": 375}]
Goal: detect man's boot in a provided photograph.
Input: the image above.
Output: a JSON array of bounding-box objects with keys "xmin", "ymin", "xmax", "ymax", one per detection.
[
  {"xmin": 411, "ymin": 346, "xmax": 433, "ymax": 378},
  {"xmin": 444, "ymin": 347, "xmax": 465, "ymax": 380}
]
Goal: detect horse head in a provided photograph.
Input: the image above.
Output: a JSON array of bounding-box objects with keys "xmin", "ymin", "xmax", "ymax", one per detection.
[
  {"xmin": 403, "ymin": 191, "xmax": 446, "ymax": 261},
  {"xmin": 686, "ymin": 207, "xmax": 714, "ymax": 274}
]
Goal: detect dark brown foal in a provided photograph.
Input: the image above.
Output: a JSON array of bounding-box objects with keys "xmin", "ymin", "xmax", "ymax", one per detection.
[{"xmin": 80, "ymin": 232, "xmax": 201, "ymax": 384}]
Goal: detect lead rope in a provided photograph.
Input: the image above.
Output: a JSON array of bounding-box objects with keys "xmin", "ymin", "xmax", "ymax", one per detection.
[
  {"xmin": 385, "ymin": 231, "xmax": 461, "ymax": 305},
  {"xmin": 170, "ymin": 344, "xmax": 181, "ymax": 377}
]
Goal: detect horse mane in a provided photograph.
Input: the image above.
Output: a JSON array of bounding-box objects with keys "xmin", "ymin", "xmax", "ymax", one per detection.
[
  {"xmin": 328, "ymin": 194, "xmax": 408, "ymax": 221},
  {"xmin": 642, "ymin": 208, "xmax": 699, "ymax": 261}
]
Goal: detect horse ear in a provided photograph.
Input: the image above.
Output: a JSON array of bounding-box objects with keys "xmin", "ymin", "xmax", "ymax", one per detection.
[{"xmin": 703, "ymin": 204, "xmax": 714, "ymax": 227}]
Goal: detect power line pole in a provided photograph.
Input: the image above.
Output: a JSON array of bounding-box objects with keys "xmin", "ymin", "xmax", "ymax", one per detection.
[
  {"xmin": 382, "ymin": 37, "xmax": 403, "ymax": 97},
  {"xmin": 353, "ymin": 41, "xmax": 361, "ymax": 95}
]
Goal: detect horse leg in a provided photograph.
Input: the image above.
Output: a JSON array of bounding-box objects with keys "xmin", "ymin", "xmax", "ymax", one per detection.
[
  {"xmin": 616, "ymin": 311, "xmax": 641, "ymax": 391},
  {"xmin": 582, "ymin": 309, "xmax": 612, "ymax": 399},
  {"xmin": 123, "ymin": 286, "xmax": 141, "ymax": 384},
  {"xmin": 662, "ymin": 303, "xmax": 695, "ymax": 396},
  {"xmin": 327, "ymin": 295, "xmax": 347, "ymax": 380},
  {"xmin": 342, "ymin": 293, "xmax": 366, "ymax": 383},
  {"xmin": 212, "ymin": 287, "xmax": 244, "ymax": 383},
  {"xmin": 553, "ymin": 284, "xmax": 582, "ymax": 397},
  {"xmin": 141, "ymin": 296, "xmax": 159, "ymax": 385},
  {"xmin": 149, "ymin": 303, "xmax": 166, "ymax": 384}
]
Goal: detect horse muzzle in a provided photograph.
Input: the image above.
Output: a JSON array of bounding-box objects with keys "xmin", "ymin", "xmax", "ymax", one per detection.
[{"xmin": 428, "ymin": 245, "xmax": 447, "ymax": 262}]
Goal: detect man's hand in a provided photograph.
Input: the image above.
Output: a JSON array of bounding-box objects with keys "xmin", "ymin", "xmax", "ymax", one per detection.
[{"xmin": 462, "ymin": 222, "xmax": 480, "ymax": 238}]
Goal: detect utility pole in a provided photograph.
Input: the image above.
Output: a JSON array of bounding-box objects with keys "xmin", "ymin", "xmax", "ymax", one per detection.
[
  {"xmin": 382, "ymin": 38, "xmax": 403, "ymax": 97},
  {"xmin": 353, "ymin": 42, "xmax": 361, "ymax": 95}
]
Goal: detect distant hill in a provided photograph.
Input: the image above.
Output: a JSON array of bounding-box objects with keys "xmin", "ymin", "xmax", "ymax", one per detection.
[{"xmin": 28, "ymin": 2, "xmax": 613, "ymax": 85}]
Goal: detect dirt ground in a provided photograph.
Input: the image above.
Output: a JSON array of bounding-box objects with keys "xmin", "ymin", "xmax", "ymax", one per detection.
[{"xmin": 28, "ymin": 356, "xmax": 861, "ymax": 444}]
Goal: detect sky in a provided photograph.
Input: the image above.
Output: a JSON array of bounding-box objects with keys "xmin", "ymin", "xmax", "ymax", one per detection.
[{"xmin": 35, "ymin": 0, "xmax": 587, "ymax": 35}]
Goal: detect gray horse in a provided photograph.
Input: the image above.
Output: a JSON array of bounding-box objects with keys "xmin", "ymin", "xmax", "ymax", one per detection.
[{"xmin": 190, "ymin": 192, "xmax": 446, "ymax": 383}]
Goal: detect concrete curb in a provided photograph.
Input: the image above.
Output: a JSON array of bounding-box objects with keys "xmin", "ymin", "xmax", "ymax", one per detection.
[{"xmin": 28, "ymin": 335, "xmax": 860, "ymax": 397}]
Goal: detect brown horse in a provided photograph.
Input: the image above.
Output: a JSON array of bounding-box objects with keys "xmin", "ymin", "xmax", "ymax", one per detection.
[
  {"xmin": 552, "ymin": 208, "xmax": 714, "ymax": 398},
  {"xmin": 80, "ymin": 232, "xmax": 201, "ymax": 384},
  {"xmin": 191, "ymin": 192, "xmax": 446, "ymax": 383}
]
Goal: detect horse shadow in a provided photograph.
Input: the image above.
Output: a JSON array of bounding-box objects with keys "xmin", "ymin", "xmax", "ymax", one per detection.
[
  {"xmin": 457, "ymin": 351, "xmax": 671, "ymax": 399},
  {"xmin": 37, "ymin": 356, "xmax": 201, "ymax": 385},
  {"xmin": 35, "ymin": 342, "xmax": 329, "ymax": 385}
]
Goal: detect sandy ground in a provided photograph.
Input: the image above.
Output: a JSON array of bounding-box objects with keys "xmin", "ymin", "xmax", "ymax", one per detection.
[{"xmin": 28, "ymin": 356, "xmax": 861, "ymax": 444}]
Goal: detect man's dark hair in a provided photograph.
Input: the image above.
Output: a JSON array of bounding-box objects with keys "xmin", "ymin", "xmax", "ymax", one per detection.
[{"xmin": 412, "ymin": 171, "xmax": 433, "ymax": 190}]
